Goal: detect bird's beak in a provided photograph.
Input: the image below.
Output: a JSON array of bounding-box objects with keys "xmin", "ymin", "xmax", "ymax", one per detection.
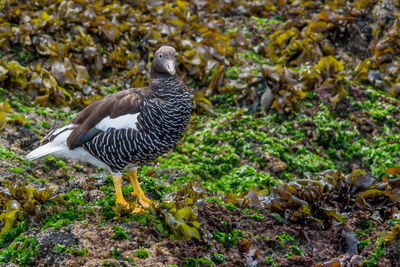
[{"xmin": 164, "ymin": 59, "xmax": 176, "ymax": 75}]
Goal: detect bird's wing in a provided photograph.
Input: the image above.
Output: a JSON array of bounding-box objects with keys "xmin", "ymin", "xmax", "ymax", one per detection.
[{"xmin": 41, "ymin": 87, "xmax": 151, "ymax": 150}]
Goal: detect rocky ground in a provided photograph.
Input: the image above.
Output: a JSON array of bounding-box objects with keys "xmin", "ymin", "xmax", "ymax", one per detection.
[
  {"xmin": 1, "ymin": 0, "xmax": 400, "ymax": 266},
  {"xmin": 0, "ymin": 86, "xmax": 399, "ymax": 266}
]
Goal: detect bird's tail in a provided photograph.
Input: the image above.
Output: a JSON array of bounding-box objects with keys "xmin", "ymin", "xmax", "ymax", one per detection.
[{"xmin": 26, "ymin": 144, "xmax": 63, "ymax": 161}]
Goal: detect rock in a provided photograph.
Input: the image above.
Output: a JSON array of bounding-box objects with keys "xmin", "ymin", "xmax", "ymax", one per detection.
[
  {"xmin": 36, "ymin": 224, "xmax": 78, "ymax": 266},
  {"xmin": 264, "ymin": 152, "xmax": 287, "ymax": 173},
  {"xmin": 260, "ymin": 86, "xmax": 273, "ymax": 113},
  {"xmin": 372, "ymin": 0, "xmax": 397, "ymax": 23}
]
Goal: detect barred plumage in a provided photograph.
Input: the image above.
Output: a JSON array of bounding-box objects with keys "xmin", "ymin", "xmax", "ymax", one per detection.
[{"xmin": 82, "ymin": 78, "xmax": 191, "ymax": 173}]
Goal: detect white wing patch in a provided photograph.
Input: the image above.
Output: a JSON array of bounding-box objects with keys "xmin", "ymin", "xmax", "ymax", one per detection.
[{"xmin": 95, "ymin": 113, "xmax": 139, "ymax": 131}]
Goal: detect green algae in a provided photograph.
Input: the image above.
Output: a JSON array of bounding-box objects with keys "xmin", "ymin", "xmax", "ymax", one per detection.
[
  {"xmin": 212, "ymin": 253, "xmax": 226, "ymax": 264},
  {"xmin": 183, "ymin": 256, "xmax": 213, "ymax": 267},
  {"xmin": 42, "ymin": 188, "xmax": 93, "ymax": 230},
  {"xmin": 54, "ymin": 243, "xmax": 87, "ymax": 256},
  {"xmin": 138, "ymin": 173, "xmax": 169, "ymax": 200},
  {"xmin": 0, "ymin": 220, "xmax": 37, "ymax": 265},
  {"xmin": 275, "ymin": 232, "xmax": 295, "ymax": 247},
  {"xmin": 252, "ymin": 16, "xmax": 283, "ymax": 30},
  {"xmin": 0, "ymin": 146, "xmax": 27, "ymax": 165},
  {"xmin": 250, "ymin": 213, "xmax": 264, "ymax": 220},
  {"xmin": 112, "ymin": 225, "xmax": 129, "ymax": 240},
  {"xmin": 2, "ymin": 87, "xmax": 398, "ymax": 258},
  {"xmin": 288, "ymin": 245, "xmax": 302, "ymax": 256},
  {"xmin": 0, "ymin": 1, "xmax": 398, "ymax": 265},
  {"xmin": 0, "ymin": 235, "xmax": 38, "ymax": 265},
  {"xmin": 134, "ymin": 247, "xmax": 149, "ymax": 259},
  {"xmin": 203, "ymin": 166, "xmax": 276, "ymax": 193},
  {"xmin": 111, "ymin": 247, "xmax": 122, "ymax": 259},
  {"xmin": 154, "ymin": 110, "xmax": 284, "ymax": 193},
  {"xmin": 358, "ymin": 238, "xmax": 372, "ymax": 251},
  {"xmin": 239, "ymin": 51, "xmax": 270, "ymax": 65},
  {"xmin": 363, "ymin": 237, "xmax": 384, "ymax": 266},
  {"xmin": 213, "ymin": 229, "xmax": 243, "ymax": 247},
  {"xmin": 8, "ymin": 167, "xmax": 24, "ymax": 175},
  {"xmin": 154, "ymin": 103, "xmax": 347, "ymax": 194},
  {"xmin": 0, "ymin": 221, "xmax": 27, "ymax": 248}
]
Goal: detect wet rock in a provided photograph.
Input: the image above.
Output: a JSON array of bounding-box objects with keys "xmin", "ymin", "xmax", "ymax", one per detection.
[
  {"xmin": 341, "ymin": 230, "xmax": 358, "ymax": 254},
  {"xmin": 260, "ymin": 86, "xmax": 273, "ymax": 113},
  {"xmin": 263, "ymin": 152, "xmax": 287, "ymax": 173},
  {"xmin": 372, "ymin": 0, "xmax": 397, "ymax": 24},
  {"xmin": 384, "ymin": 238, "xmax": 400, "ymax": 266},
  {"xmin": 36, "ymin": 224, "xmax": 78, "ymax": 266}
]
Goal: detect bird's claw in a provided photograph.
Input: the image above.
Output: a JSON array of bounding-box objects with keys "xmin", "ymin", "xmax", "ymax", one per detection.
[
  {"xmin": 115, "ymin": 200, "xmax": 130, "ymax": 211},
  {"xmin": 131, "ymin": 205, "xmax": 145, "ymax": 214},
  {"xmin": 130, "ymin": 192, "xmax": 153, "ymax": 213}
]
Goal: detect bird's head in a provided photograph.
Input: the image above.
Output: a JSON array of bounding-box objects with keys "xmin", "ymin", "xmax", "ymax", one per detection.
[{"xmin": 151, "ymin": 46, "xmax": 177, "ymax": 76}]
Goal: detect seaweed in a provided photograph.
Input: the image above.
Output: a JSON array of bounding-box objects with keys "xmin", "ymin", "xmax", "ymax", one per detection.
[
  {"xmin": 0, "ymin": 0, "xmax": 394, "ymax": 117},
  {"xmin": 221, "ymin": 168, "xmax": 400, "ymax": 228},
  {"xmin": 160, "ymin": 180, "xmax": 204, "ymax": 241},
  {"xmin": 0, "ymin": 100, "xmax": 10, "ymax": 129}
]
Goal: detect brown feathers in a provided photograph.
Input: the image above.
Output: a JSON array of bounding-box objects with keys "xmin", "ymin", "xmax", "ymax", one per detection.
[{"xmin": 66, "ymin": 88, "xmax": 151, "ymax": 149}]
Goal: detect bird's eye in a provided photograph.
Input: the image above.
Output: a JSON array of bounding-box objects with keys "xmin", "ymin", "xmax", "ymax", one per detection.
[{"xmin": 159, "ymin": 53, "xmax": 163, "ymax": 59}]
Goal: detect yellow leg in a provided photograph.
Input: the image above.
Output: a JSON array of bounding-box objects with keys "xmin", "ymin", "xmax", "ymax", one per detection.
[
  {"xmin": 128, "ymin": 169, "xmax": 152, "ymax": 210},
  {"xmin": 112, "ymin": 175, "xmax": 129, "ymax": 209}
]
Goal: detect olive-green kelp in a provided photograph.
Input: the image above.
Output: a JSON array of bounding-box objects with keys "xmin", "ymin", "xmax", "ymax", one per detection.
[{"xmin": 0, "ymin": 0, "xmax": 398, "ymax": 117}]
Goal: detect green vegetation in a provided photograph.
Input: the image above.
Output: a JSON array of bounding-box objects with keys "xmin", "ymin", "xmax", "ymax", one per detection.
[
  {"xmin": 112, "ymin": 226, "xmax": 129, "ymax": 240},
  {"xmin": 0, "ymin": 222, "xmax": 27, "ymax": 248},
  {"xmin": 37, "ymin": 120, "xmax": 49, "ymax": 128},
  {"xmin": 0, "ymin": 0, "xmax": 399, "ymax": 265},
  {"xmin": 252, "ymin": 16, "xmax": 283, "ymax": 30},
  {"xmin": 0, "ymin": 236, "xmax": 38, "ymax": 264},
  {"xmin": 212, "ymin": 253, "xmax": 225, "ymax": 264},
  {"xmin": 7, "ymin": 167, "xmax": 24, "ymax": 175},
  {"xmin": 1, "ymin": 84, "xmax": 399, "ymax": 265},
  {"xmin": 265, "ymin": 256, "xmax": 278, "ymax": 266},
  {"xmin": 363, "ymin": 238, "xmax": 384, "ymax": 266},
  {"xmin": 112, "ymin": 247, "xmax": 122, "ymax": 259},
  {"xmin": 134, "ymin": 247, "xmax": 149, "ymax": 259},
  {"xmin": 356, "ymin": 220, "xmax": 376, "ymax": 237},
  {"xmin": 42, "ymin": 188, "xmax": 93, "ymax": 230},
  {"xmin": 54, "ymin": 244, "xmax": 88, "ymax": 256},
  {"xmin": 123, "ymin": 256, "xmax": 135, "ymax": 265},
  {"xmin": 182, "ymin": 258, "xmax": 196, "ymax": 267},
  {"xmin": 225, "ymin": 66, "xmax": 240, "ymax": 79},
  {"xmin": 197, "ymin": 257, "xmax": 213, "ymax": 266},
  {"xmin": 102, "ymin": 85, "xmax": 117, "ymax": 94},
  {"xmin": 250, "ymin": 213, "xmax": 264, "ymax": 220},
  {"xmin": 239, "ymin": 51, "xmax": 270, "ymax": 65},
  {"xmin": 358, "ymin": 239, "xmax": 372, "ymax": 251},
  {"xmin": 276, "ymin": 232, "xmax": 295, "ymax": 247},
  {"xmin": 213, "ymin": 229, "xmax": 243, "ymax": 247},
  {"xmin": 288, "ymin": 245, "xmax": 302, "ymax": 256}
]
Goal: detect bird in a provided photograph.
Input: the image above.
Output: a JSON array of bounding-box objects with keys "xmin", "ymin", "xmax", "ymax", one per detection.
[{"xmin": 26, "ymin": 46, "xmax": 192, "ymax": 213}]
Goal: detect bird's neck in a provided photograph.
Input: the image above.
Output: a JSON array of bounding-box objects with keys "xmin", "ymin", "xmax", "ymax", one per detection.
[{"xmin": 150, "ymin": 75, "xmax": 187, "ymax": 97}]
